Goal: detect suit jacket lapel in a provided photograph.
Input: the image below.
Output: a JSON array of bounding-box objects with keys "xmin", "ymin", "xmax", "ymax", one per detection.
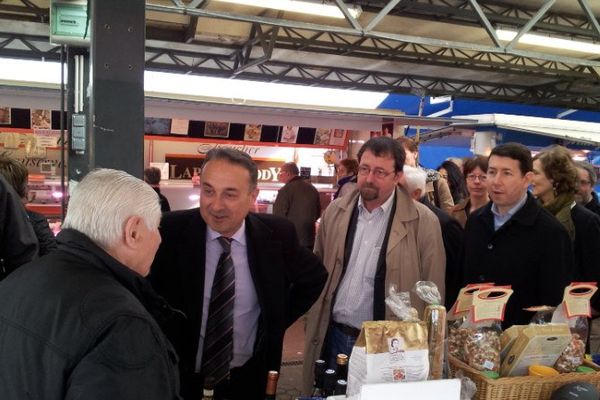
[
  {"xmin": 245, "ymin": 214, "xmax": 275, "ymax": 312},
  {"xmin": 178, "ymin": 212, "xmax": 207, "ymax": 359}
]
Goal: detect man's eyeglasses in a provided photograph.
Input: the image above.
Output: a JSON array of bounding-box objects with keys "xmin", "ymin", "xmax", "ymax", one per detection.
[
  {"xmin": 357, "ymin": 165, "xmax": 395, "ymax": 179},
  {"xmin": 579, "ymin": 180, "xmax": 592, "ymax": 186},
  {"xmin": 466, "ymin": 174, "xmax": 487, "ymax": 182}
]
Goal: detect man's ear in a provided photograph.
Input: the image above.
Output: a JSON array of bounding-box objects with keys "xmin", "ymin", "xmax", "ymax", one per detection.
[
  {"xmin": 123, "ymin": 216, "xmax": 142, "ymax": 248},
  {"xmin": 413, "ymin": 188, "xmax": 423, "ymax": 201}
]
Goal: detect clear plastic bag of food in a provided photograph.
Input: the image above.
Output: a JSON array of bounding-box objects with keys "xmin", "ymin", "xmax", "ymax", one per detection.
[
  {"xmin": 460, "ymin": 286, "xmax": 513, "ymax": 373},
  {"xmin": 415, "ymin": 281, "xmax": 447, "ymax": 379},
  {"xmin": 385, "ymin": 284, "xmax": 419, "ymax": 322}
]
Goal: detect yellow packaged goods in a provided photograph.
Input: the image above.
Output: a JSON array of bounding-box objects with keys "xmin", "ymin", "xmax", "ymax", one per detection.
[
  {"xmin": 346, "ymin": 321, "xmax": 429, "ymax": 397},
  {"xmin": 528, "ymin": 364, "xmax": 560, "ymax": 377},
  {"xmin": 500, "ymin": 324, "xmax": 572, "ymax": 377}
]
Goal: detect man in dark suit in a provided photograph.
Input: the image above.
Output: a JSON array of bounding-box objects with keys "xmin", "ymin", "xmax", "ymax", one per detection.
[{"xmin": 149, "ymin": 148, "xmax": 327, "ymax": 400}]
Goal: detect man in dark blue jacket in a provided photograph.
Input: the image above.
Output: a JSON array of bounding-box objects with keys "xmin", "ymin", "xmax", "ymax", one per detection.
[
  {"xmin": 461, "ymin": 143, "xmax": 573, "ymax": 327},
  {"xmin": 0, "ymin": 169, "xmax": 181, "ymax": 399}
]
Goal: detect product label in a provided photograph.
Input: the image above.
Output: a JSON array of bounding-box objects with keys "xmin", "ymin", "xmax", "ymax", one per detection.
[
  {"xmin": 563, "ymin": 282, "xmax": 597, "ymax": 318},
  {"xmin": 453, "ymin": 283, "xmax": 495, "ymax": 314},
  {"xmin": 471, "ymin": 286, "xmax": 513, "ymax": 322}
]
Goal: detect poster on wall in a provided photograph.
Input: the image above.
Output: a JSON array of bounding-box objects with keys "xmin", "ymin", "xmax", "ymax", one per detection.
[
  {"xmin": 144, "ymin": 117, "xmax": 171, "ymax": 135},
  {"xmin": 244, "ymin": 124, "xmax": 262, "ymax": 141},
  {"xmin": 30, "ymin": 109, "xmax": 51, "ymax": 130},
  {"xmin": 0, "ymin": 107, "xmax": 10, "ymax": 125},
  {"xmin": 204, "ymin": 121, "xmax": 230, "ymax": 138},
  {"xmin": 314, "ymin": 128, "xmax": 332, "ymax": 145},
  {"xmin": 170, "ymin": 118, "xmax": 189, "ymax": 135},
  {"xmin": 280, "ymin": 125, "xmax": 299, "ymax": 143},
  {"xmin": 329, "ymin": 129, "xmax": 347, "ymax": 146}
]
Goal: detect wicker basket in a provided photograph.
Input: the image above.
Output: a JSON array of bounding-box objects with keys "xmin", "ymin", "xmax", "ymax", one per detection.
[{"xmin": 448, "ymin": 355, "xmax": 600, "ymax": 400}]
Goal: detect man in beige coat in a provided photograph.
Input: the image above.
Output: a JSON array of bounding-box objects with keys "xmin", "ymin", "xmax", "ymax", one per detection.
[{"xmin": 302, "ymin": 137, "xmax": 446, "ymax": 394}]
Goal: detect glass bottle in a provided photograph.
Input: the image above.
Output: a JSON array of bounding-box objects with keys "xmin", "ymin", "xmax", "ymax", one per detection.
[
  {"xmin": 264, "ymin": 370, "xmax": 279, "ymax": 400},
  {"xmin": 336, "ymin": 353, "xmax": 348, "ymax": 381},
  {"xmin": 311, "ymin": 359, "xmax": 326, "ymax": 397}
]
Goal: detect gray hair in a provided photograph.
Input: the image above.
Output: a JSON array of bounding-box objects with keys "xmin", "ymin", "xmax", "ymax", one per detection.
[
  {"xmin": 62, "ymin": 169, "xmax": 161, "ymax": 249},
  {"xmin": 403, "ymin": 165, "xmax": 427, "ymax": 195},
  {"xmin": 576, "ymin": 161, "xmax": 597, "ymax": 186}
]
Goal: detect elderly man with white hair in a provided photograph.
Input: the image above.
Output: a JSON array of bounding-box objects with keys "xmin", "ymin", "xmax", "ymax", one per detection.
[
  {"xmin": 0, "ymin": 169, "xmax": 182, "ymax": 400},
  {"xmin": 403, "ymin": 165, "xmax": 464, "ymax": 308}
]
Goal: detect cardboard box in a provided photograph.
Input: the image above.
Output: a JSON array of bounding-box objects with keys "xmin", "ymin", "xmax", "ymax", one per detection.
[
  {"xmin": 500, "ymin": 324, "xmax": 572, "ymax": 377},
  {"xmin": 500, "ymin": 325, "xmax": 527, "ymax": 359}
]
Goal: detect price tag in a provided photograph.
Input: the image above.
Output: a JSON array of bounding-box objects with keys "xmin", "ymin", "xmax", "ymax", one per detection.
[{"xmin": 471, "ymin": 286, "xmax": 513, "ymax": 322}]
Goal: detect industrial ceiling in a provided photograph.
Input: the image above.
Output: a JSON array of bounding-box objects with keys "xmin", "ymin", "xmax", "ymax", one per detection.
[{"xmin": 0, "ymin": 0, "xmax": 599, "ymax": 110}]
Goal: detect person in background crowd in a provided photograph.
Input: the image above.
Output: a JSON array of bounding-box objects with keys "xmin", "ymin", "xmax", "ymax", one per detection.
[
  {"xmin": 0, "ymin": 169, "xmax": 181, "ymax": 399},
  {"xmin": 302, "ymin": 137, "xmax": 445, "ymax": 394},
  {"xmin": 460, "ymin": 143, "xmax": 572, "ymax": 328},
  {"xmin": 144, "ymin": 166, "xmax": 171, "ymax": 212},
  {"xmin": 532, "ymin": 146, "xmax": 600, "ymax": 315},
  {"xmin": 0, "ymin": 156, "xmax": 56, "ymax": 256},
  {"xmin": 334, "ymin": 158, "xmax": 358, "ymax": 199},
  {"xmin": 446, "ymin": 157, "xmax": 464, "ymax": 172},
  {"xmin": 0, "ymin": 174, "xmax": 38, "ymax": 279},
  {"xmin": 403, "ymin": 165, "xmax": 464, "ymax": 308},
  {"xmin": 451, "ymin": 156, "xmax": 490, "ymax": 228},
  {"xmin": 150, "ymin": 149, "xmax": 327, "ymax": 400},
  {"xmin": 575, "ymin": 161, "xmax": 600, "ymax": 218},
  {"xmin": 438, "ymin": 160, "xmax": 468, "ymax": 204},
  {"xmin": 273, "ymin": 162, "xmax": 321, "ymax": 249},
  {"xmin": 396, "ymin": 136, "xmax": 454, "ymax": 212}
]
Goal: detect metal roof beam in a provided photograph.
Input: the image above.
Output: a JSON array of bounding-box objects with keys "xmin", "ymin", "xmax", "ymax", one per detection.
[
  {"xmin": 578, "ymin": 0, "xmax": 600, "ymax": 39},
  {"xmin": 144, "ymin": 3, "xmax": 600, "ymax": 68},
  {"xmin": 364, "ymin": 0, "xmax": 404, "ymax": 32},
  {"xmin": 506, "ymin": 0, "xmax": 556, "ymax": 50}
]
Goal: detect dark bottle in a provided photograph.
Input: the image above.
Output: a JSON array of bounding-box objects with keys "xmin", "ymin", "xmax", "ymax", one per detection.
[
  {"xmin": 311, "ymin": 359, "xmax": 326, "ymax": 397},
  {"xmin": 323, "ymin": 369, "xmax": 337, "ymax": 397},
  {"xmin": 202, "ymin": 377, "xmax": 215, "ymax": 400},
  {"xmin": 335, "ymin": 379, "xmax": 347, "ymax": 396},
  {"xmin": 264, "ymin": 370, "xmax": 279, "ymax": 400},
  {"xmin": 336, "ymin": 353, "xmax": 348, "ymax": 381}
]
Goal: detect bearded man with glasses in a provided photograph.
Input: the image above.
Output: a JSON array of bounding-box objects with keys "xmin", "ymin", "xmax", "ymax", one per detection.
[{"xmin": 302, "ymin": 136, "xmax": 445, "ymax": 395}]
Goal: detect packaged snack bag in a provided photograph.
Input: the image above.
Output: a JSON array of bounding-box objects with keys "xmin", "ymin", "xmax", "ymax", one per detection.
[
  {"xmin": 415, "ymin": 281, "xmax": 446, "ymax": 379},
  {"xmin": 346, "ymin": 286, "xmax": 429, "ymax": 397},
  {"xmin": 460, "ymin": 286, "xmax": 513, "ymax": 373},
  {"xmin": 552, "ymin": 283, "xmax": 597, "ymax": 373},
  {"xmin": 447, "ymin": 283, "xmax": 495, "ymax": 361}
]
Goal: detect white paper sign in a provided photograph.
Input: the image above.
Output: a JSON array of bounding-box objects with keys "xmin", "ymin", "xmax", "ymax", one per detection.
[{"xmin": 360, "ymin": 379, "xmax": 461, "ymax": 400}]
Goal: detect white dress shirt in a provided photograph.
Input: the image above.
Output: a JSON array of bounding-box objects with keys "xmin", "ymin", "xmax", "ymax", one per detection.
[{"xmin": 333, "ymin": 191, "xmax": 395, "ymax": 329}]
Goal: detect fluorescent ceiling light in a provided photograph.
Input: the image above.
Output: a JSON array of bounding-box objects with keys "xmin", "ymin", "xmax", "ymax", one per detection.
[
  {"xmin": 0, "ymin": 58, "xmax": 64, "ymax": 85},
  {"xmin": 213, "ymin": 0, "xmax": 361, "ymax": 19},
  {"xmin": 496, "ymin": 29, "xmax": 600, "ymax": 55},
  {"xmin": 145, "ymin": 71, "xmax": 386, "ymax": 109},
  {"xmin": 0, "ymin": 58, "xmax": 386, "ymax": 109}
]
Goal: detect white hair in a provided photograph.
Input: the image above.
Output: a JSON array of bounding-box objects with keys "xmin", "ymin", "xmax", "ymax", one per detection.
[
  {"xmin": 62, "ymin": 168, "xmax": 161, "ymax": 249},
  {"xmin": 403, "ymin": 165, "xmax": 427, "ymax": 195}
]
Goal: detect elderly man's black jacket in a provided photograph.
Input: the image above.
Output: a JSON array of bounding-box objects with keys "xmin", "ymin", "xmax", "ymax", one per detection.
[{"xmin": 0, "ymin": 229, "xmax": 182, "ymax": 400}]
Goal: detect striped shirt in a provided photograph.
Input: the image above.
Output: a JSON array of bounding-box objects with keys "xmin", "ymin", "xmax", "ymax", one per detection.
[{"xmin": 332, "ymin": 191, "xmax": 395, "ymax": 329}]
